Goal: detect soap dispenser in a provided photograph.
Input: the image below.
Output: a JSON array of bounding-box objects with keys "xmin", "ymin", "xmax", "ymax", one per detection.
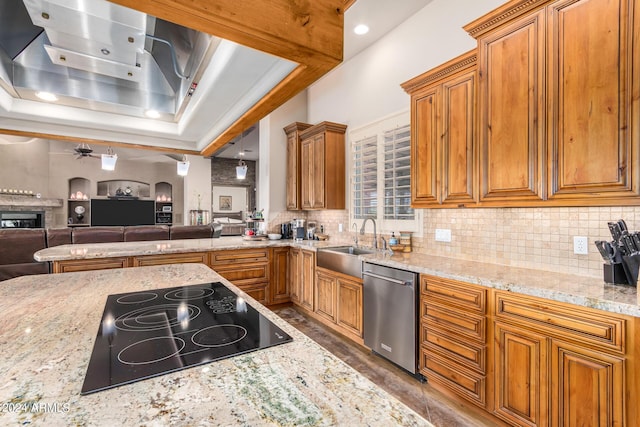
[{"xmin": 389, "ymin": 232, "xmax": 398, "ymax": 246}]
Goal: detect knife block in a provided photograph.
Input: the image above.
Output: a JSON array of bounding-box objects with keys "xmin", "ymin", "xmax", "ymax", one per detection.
[
  {"xmin": 621, "ymin": 255, "xmax": 640, "ymax": 287},
  {"xmin": 603, "ymin": 263, "xmax": 629, "ymax": 285}
]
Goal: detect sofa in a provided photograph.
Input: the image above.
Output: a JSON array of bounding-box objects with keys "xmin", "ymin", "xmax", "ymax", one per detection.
[
  {"xmin": 0, "ymin": 229, "xmax": 49, "ymax": 281},
  {"xmin": 0, "ymin": 223, "xmax": 223, "ymax": 281}
]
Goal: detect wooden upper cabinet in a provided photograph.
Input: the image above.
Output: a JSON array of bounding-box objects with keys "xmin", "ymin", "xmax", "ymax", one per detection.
[
  {"xmin": 402, "ymin": 50, "xmax": 477, "ymax": 207},
  {"xmin": 476, "ymin": 9, "xmax": 546, "ymax": 203},
  {"xmin": 299, "ymin": 122, "xmax": 347, "ymax": 210},
  {"xmin": 547, "ymin": 0, "xmax": 638, "ymax": 202},
  {"xmin": 284, "ymin": 122, "xmax": 312, "ymax": 210}
]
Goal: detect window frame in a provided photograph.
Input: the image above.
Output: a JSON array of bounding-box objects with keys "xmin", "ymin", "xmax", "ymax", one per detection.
[{"xmin": 348, "ymin": 109, "xmax": 423, "ymax": 238}]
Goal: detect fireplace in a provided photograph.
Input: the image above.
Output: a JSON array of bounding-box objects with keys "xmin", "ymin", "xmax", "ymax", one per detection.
[{"xmin": 0, "ymin": 211, "xmax": 44, "ymax": 228}]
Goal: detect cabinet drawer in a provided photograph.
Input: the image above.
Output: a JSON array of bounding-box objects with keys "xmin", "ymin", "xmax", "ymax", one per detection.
[
  {"xmin": 132, "ymin": 252, "xmax": 208, "ymax": 267},
  {"xmin": 214, "ymin": 263, "xmax": 269, "ymax": 285},
  {"xmin": 422, "ymin": 326, "xmax": 486, "ymax": 374},
  {"xmin": 422, "ymin": 276, "xmax": 486, "ymax": 313},
  {"xmin": 53, "ymin": 257, "xmax": 130, "ymax": 273},
  {"xmin": 210, "ymin": 249, "xmax": 269, "ymax": 265},
  {"xmin": 421, "ymin": 350, "xmax": 486, "ymax": 408},
  {"xmin": 495, "ymin": 292, "xmax": 625, "ymax": 353},
  {"xmin": 422, "ymin": 301, "xmax": 486, "ymax": 342},
  {"xmin": 235, "ymin": 282, "xmax": 268, "ymax": 305}
]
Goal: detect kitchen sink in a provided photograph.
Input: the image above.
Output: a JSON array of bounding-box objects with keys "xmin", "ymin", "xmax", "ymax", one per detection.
[{"xmin": 316, "ymin": 246, "xmax": 376, "ymax": 278}]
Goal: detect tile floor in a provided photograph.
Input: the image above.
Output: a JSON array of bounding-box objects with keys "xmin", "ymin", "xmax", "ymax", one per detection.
[{"xmin": 274, "ymin": 307, "xmax": 496, "ymax": 427}]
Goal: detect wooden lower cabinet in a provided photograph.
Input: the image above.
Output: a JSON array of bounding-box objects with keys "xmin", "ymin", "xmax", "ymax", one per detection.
[
  {"xmin": 420, "ymin": 275, "xmax": 488, "ymax": 410},
  {"xmin": 494, "ymin": 322, "xmax": 549, "ymax": 427},
  {"xmin": 551, "ymin": 340, "xmax": 624, "ymax": 427},
  {"xmin": 52, "ymin": 256, "xmax": 130, "ymax": 273},
  {"xmin": 493, "ymin": 291, "xmax": 633, "ymax": 427},
  {"xmin": 132, "ymin": 252, "xmax": 208, "ymax": 267},
  {"xmin": 288, "ymin": 248, "xmax": 314, "ymax": 311},
  {"xmin": 210, "ymin": 248, "xmax": 271, "ymax": 305},
  {"xmin": 422, "ymin": 278, "xmax": 639, "ymax": 426},
  {"xmin": 314, "ymin": 266, "xmax": 363, "ymax": 344},
  {"xmin": 336, "ymin": 277, "xmax": 362, "ymax": 337},
  {"xmin": 315, "ymin": 269, "xmax": 336, "ymax": 322},
  {"xmin": 269, "ymin": 247, "xmax": 290, "ymax": 305}
]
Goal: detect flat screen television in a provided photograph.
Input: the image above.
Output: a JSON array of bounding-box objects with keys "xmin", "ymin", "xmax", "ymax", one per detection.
[{"xmin": 90, "ymin": 199, "xmax": 155, "ymax": 226}]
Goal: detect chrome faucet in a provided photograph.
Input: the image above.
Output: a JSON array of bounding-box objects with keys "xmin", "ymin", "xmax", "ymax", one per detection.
[
  {"xmin": 360, "ymin": 216, "xmax": 377, "ymax": 249},
  {"xmin": 352, "ymin": 222, "xmax": 358, "ymax": 246}
]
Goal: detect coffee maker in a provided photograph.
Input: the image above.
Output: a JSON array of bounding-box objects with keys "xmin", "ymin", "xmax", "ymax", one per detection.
[
  {"xmin": 292, "ymin": 219, "xmax": 305, "ymax": 241},
  {"xmin": 280, "ymin": 223, "xmax": 292, "ymax": 239}
]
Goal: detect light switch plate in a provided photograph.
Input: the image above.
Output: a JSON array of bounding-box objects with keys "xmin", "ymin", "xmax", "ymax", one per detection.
[{"xmin": 435, "ymin": 228, "xmax": 451, "ymax": 242}]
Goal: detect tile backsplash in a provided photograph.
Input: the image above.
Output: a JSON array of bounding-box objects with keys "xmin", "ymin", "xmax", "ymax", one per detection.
[{"xmin": 269, "ymin": 206, "xmax": 640, "ymax": 279}]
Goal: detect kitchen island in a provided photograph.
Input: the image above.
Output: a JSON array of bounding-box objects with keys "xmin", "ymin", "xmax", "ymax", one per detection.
[{"xmin": 0, "ymin": 263, "xmax": 430, "ymax": 426}]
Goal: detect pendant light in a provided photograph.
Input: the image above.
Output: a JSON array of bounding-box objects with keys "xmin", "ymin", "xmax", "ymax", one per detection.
[
  {"xmin": 101, "ymin": 146, "xmax": 117, "ymax": 171},
  {"xmin": 177, "ymin": 154, "xmax": 190, "ymax": 176},
  {"xmin": 236, "ymin": 131, "xmax": 248, "ymax": 179}
]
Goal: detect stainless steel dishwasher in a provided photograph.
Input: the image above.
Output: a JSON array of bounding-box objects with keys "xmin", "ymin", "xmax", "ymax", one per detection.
[{"xmin": 363, "ymin": 262, "xmax": 419, "ymax": 375}]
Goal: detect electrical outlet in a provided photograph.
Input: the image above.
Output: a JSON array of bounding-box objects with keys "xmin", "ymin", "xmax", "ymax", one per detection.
[
  {"xmin": 435, "ymin": 228, "xmax": 452, "ymax": 242},
  {"xmin": 338, "ymin": 223, "xmax": 343, "ymax": 233},
  {"xmin": 574, "ymin": 236, "xmax": 588, "ymax": 255}
]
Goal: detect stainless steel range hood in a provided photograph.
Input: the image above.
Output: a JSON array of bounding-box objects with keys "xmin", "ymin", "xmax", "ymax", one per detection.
[{"xmin": 0, "ymin": 0, "xmax": 216, "ymax": 121}]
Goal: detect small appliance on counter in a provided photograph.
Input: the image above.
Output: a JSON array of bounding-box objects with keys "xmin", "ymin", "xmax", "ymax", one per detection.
[
  {"xmin": 280, "ymin": 223, "xmax": 292, "ymax": 239},
  {"xmin": 292, "ymin": 218, "xmax": 305, "ymax": 242},
  {"xmin": 595, "ymin": 219, "xmax": 640, "ymax": 286},
  {"xmin": 307, "ymin": 221, "xmax": 317, "ymax": 240}
]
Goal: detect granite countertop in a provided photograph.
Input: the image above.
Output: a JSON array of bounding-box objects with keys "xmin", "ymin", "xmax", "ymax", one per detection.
[
  {"xmin": 34, "ymin": 236, "xmax": 334, "ymax": 261},
  {"xmin": 34, "ymin": 236, "xmax": 640, "ymax": 317},
  {"xmin": 0, "ymin": 264, "xmax": 430, "ymax": 426}
]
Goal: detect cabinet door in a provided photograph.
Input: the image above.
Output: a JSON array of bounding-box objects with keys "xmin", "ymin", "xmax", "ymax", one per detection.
[
  {"xmin": 314, "ymin": 269, "xmax": 336, "ymax": 322},
  {"xmin": 547, "ymin": 0, "xmax": 637, "ymax": 201},
  {"xmin": 494, "ymin": 322, "xmax": 549, "ymax": 427},
  {"xmin": 286, "ymin": 131, "xmax": 300, "ymax": 210},
  {"xmin": 270, "ymin": 247, "xmax": 289, "ymax": 305},
  {"xmin": 301, "ymin": 138, "xmax": 314, "ymax": 209},
  {"xmin": 551, "ymin": 340, "xmax": 624, "ymax": 427},
  {"xmin": 336, "ymin": 277, "xmax": 363, "ymax": 337},
  {"xmin": 300, "ymin": 249, "xmax": 315, "ymax": 311},
  {"xmin": 311, "ymin": 134, "xmax": 326, "ymax": 209},
  {"xmin": 478, "ymin": 10, "xmax": 545, "ymax": 203},
  {"xmin": 288, "ymin": 248, "xmax": 301, "ymax": 304},
  {"xmin": 441, "ymin": 69, "xmax": 476, "ymax": 205},
  {"xmin": 411, "ymin": 86, "xmax": 440, "ymax": 206}
]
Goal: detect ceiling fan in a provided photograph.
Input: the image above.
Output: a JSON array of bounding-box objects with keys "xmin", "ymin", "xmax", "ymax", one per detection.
[{"xmin": 72, "ymin": 143, "xmax": 99, "ymax": 159}]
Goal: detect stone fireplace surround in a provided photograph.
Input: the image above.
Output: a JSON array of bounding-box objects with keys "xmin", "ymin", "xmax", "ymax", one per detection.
[{"xmin": 0, "ymin": 195, "xmax": 63, "ymax": 228}]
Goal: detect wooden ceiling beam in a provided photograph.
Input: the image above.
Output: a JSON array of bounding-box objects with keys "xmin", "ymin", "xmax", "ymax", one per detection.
[{"xmin": 0, "ymin": 129, "xmax": 201, "ymax": 155}]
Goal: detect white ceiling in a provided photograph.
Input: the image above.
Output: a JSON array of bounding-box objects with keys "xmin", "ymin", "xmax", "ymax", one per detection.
[{"xmin": 1, "ymin": 0, "xmax": 433, "ymax": 163}]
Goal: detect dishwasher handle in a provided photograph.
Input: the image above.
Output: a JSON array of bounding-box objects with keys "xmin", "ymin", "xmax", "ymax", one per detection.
[{"xmin": 362, "ymin": 270, "xmax": 413, "ymax": 286}]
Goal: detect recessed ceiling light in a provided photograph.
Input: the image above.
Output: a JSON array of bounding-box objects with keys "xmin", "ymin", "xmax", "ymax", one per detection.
[
  {"xmin": 35, "ymin": 91, "xmax": 58, "ymax": 102},
  {"xmin": 145, "ymin": 109, "xmax": 161, "ymax": 119},
  {"xmin": 354, "ymin": 24, "xmax": 369, "ymax": 35}
]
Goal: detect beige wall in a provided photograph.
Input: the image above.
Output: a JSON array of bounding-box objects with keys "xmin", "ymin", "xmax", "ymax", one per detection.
[{"xmin": 0, "ymin": 139, "xmax": 189, "ymax": 227}]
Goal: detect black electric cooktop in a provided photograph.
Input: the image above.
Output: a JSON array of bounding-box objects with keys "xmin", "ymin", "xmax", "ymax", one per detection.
[{"xmin": 81, "ymin": 282, "xmax": 293, "ymax": 395}]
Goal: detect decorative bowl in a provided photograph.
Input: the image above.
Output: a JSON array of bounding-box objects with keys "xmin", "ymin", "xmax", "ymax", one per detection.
[{"xmin": 268, "ymin": 233, "xmax": 282, "ymax": 240}]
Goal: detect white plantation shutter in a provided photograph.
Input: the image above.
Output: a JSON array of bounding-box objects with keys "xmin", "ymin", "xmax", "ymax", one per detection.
[
  {"xmin": 383, "ymin": 124, "xmax": 413, "ymax": 220},
  {"xmin": 352, "ymin": 135, "xmax": 377, "ymax": 219},
  {"xmin": 349, "ymin": 111, "xmax": 422, "ymax": 235}
]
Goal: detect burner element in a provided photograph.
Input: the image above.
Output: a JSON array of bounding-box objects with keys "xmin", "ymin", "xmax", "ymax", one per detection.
[
  {"xmin": 118, "ymin": 337, "xmax": 186, "ymax": 365},
  {"xmin": 115, "ymin": 303, "xmax": 200, "ymax": 331},
  {"xmin": 191, "ymin": 324, "xmax": 248, "ymax": 348},
  {"xmin": 164, "ymin": 287, "xmax": 214, "ymax": 301},
  {"xmin": 116, "ymin": 292, "xmax": 158, "ymax": 304}
]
